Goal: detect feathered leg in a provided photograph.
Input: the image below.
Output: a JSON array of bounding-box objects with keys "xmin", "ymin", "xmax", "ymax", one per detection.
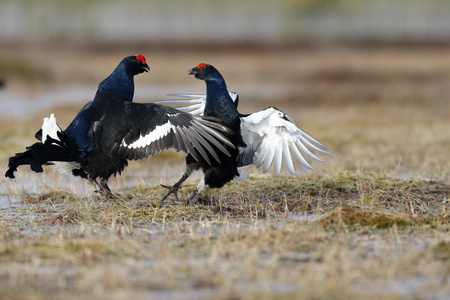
[
  {"xmin": 99, "ymin": 178, "xmax": 112, "ymax": 195},
  {"xmin": 187, "ymin": 176, "xmax": 206, "ymax": 204},
  {"xmin": 88, "ymin": 177, "xmax": 112, "ymax": 197}
]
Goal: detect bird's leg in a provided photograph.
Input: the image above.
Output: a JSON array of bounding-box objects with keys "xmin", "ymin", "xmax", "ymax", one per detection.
[
  {"xmin": 187, "ymin": 176, "xmax": 207, "ymax": 204},
  {"xmin": 99, "ymin": 178, "xmax": 112, "ymax": 197},
  {"xmin": 88, "ymin": 177, "xmax": 111, "ymax": 197},
  {"xmin": 87, "ymin": 177, "xmax": 104, "ymax": 200},
  {"xmin": 88, "ymin": 177, "xmax": 101, "ymax": 192},
  {"xmin": 160, "ymin": 173, "xmax": 190, "ymax": 205},
  {"xmin": 160, "ymin": 164, "xmax": 196, "ymax": 206}
]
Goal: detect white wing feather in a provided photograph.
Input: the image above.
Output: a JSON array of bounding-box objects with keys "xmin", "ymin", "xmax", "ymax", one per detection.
[
  {"xmin": 156, "ymin": 94, "xmax": 334, "ymax": 176},
  {"xmin": 156, "ymin": 92, "xmax": 238, "ymax": 116},
  {"xmin": 239, "ymin": 107, "xmax": 334, "ymax": 176}
]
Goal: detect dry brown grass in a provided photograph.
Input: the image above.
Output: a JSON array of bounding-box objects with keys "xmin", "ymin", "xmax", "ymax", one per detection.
[
  {"xmin": 1, "ymin": 173, "xmax": 448, "ymax": 300},
  {"xmin": 0, "ymin": 44, "xmax": 449, "ymax": 299}
]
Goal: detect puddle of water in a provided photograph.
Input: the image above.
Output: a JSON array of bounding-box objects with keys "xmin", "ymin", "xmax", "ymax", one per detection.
[
  {"xmin": 350, "ymin": 273, "xmax": 447, "ymax": 299},
  {"xmin": 0, "ymin": 195, "xmax": 18, "ymax": 208},
  {"xmin": 1, "ymin": 158, "xmax": 196, "ymax": 202},
  {"xmin": 286, "ymin": 211, "xmax": 322, "ymax": 221},
  {"xmin": 141, "ymin": 288, "xmax": 219, "ymax": 300},
  {"xmin": 2, "ymin": 172, "xmax": 91, "ymax": 200},
  {"xmin": 268, "ymin": 211, "xmax": 323, "ymax": 223}
]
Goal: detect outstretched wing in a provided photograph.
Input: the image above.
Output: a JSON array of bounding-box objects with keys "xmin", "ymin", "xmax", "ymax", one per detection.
[
  {"xmin": 109, "ymin": 102, "xmax": 234, "ymax": 165},
  {"xmin": 238, "ymin": 107, "xmax": 334, "ymax": 176},
  {"xmin": 156, "ymin": 92, "xmax": 239, "ymax": 116}
]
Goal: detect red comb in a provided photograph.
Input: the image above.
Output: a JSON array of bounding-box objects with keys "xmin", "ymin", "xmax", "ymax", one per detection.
[
  {"xmin": 135, "ymin": 54, "xmax": 146, "ymax": 64},
  {"xmin": 197, "ymin": 63, "xmax": 207, "ymax": 68}
]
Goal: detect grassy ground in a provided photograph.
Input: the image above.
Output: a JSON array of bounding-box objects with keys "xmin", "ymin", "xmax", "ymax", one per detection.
[
  {"xmin": 0, "ymin": 44, "xmax": 449, "ymax": 299},
  {"xmin": 1, "ymin": 174, "xmax": 449, "ymax": 299}
]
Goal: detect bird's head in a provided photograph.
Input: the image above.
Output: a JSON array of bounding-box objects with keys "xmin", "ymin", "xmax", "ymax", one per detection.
[
  {"xmin": 123, "ymin": 54, "xmax": 150, "ymax": 76},
  {"xmin": 188, "ymin": 63, "xmax": 222, "ymax": 81}
]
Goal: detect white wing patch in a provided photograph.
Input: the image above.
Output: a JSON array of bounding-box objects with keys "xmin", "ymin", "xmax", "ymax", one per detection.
[
  {"xmin": 156, "ymin": 92, "xmax": 238, "ymax": 116},
  {"xmin": 156, "ymin": 93, "xmax": 334, "ymax": 176},
  {"xmin": 121, "ymin": 121, "xmax": 173, "ymax": 149},
  {"xmin": 240, "ymin": 107, "xmax": 334, "ymax": 176},
  {"xmin": 41, "ymin": 113, "xmax": 62, "ymax": 143}
]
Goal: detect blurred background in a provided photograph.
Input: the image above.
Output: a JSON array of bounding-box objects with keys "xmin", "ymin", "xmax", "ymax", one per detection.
[
  {"xmin": 2, "ymin": 0, "xmax": 450, "ymax": 45},
  {"xmin": 1, "ymin": 0, "xmax": 449, "ymax": 191}
]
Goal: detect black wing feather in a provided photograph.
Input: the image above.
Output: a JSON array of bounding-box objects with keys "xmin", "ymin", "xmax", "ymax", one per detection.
[{"xmin": 107, "ymin": 102, "xmax": 233, "ymax": 163}]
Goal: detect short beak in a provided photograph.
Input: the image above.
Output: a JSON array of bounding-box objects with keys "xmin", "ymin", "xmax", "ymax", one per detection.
[
  {"xmin": 188, "ymin": 68, "xmax": 197, "ymax": 75},
  {"xmin": 142, "ymin": 64, "xmax": 150, "ymax": 72}
]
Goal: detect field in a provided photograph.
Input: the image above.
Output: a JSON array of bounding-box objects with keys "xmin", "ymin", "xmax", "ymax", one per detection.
[{"xmin": 0, "ymin": 44, "xmax": 449, "ymax": 299}]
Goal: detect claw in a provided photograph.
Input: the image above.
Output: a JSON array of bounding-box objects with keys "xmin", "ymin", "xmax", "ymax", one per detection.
[
  {"xmin": 159, "ymin": 184, "xmax": 181, "ymax": 207},
  {"xmin": 88, "ymin": 177, "xmax": 113, "ymax": 198}
]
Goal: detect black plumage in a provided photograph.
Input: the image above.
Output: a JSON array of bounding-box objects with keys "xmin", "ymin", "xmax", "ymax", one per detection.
[
  {"xmin": 160, "ymin": 63, "xmax": 334, "ymax": 203},
  {"xmin": 5, "ymin": 55, "xmax": 234, "ymax": 195},
  {"xmin": 160, "ymin": 63, "xmax": 245, "ymax": 203}
]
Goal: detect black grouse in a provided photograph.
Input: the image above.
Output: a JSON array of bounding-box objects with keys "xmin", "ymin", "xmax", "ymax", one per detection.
[
  {"xmin": 5, "ymin": 56, "xmax": 234, "ymax": 195},
  {"xmin": 159, "ymin": 63, "xmax": 334, "ymax": 202}
]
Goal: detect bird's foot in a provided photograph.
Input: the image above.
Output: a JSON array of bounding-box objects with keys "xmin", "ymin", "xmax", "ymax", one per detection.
[
  {"xmin": 99, "ymin": 188, "xmax": 115, "ymax": 198},
  {"xmin": 186, "ymin": 189, "xmax": 199, "ymax": 205},
  {"xmin": 88, "ymin": 178, "xmax": 114, "ymax": 199},
  {"xmin": 159, "ymin": 184, "xmax": 180, "ymax": 207},
  {"xmin": 88, "ymin": 190, "xmax": 103, "ymax": 201}
]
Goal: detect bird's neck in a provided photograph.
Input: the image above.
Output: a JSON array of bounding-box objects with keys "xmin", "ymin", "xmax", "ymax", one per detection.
[
  {"xmin": 95, "ymin": 66, "xmax": 135, "ymax": 102},
  {"xmin": 204, "ymin": 78, "xmax": 238, "ymax": 116}
]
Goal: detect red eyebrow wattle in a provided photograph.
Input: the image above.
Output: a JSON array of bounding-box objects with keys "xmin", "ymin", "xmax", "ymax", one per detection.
[
  {"xmin": 135, "ymin": 54, "xmax": 146, "ymax": 64},
  {"xmin": 197, "ymin": 63, "xmax": 206, "ymax": 68}
]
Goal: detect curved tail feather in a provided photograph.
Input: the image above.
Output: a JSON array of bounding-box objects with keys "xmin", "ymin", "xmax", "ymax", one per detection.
[{"xmin": 5, "ymin": 114, "xmax": 80, "ymax": 179}]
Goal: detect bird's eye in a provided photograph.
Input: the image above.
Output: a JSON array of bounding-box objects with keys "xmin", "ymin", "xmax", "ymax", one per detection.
[{"xmin": 200, "ymin": 66, "xmax": 205, "ymax": 71}]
